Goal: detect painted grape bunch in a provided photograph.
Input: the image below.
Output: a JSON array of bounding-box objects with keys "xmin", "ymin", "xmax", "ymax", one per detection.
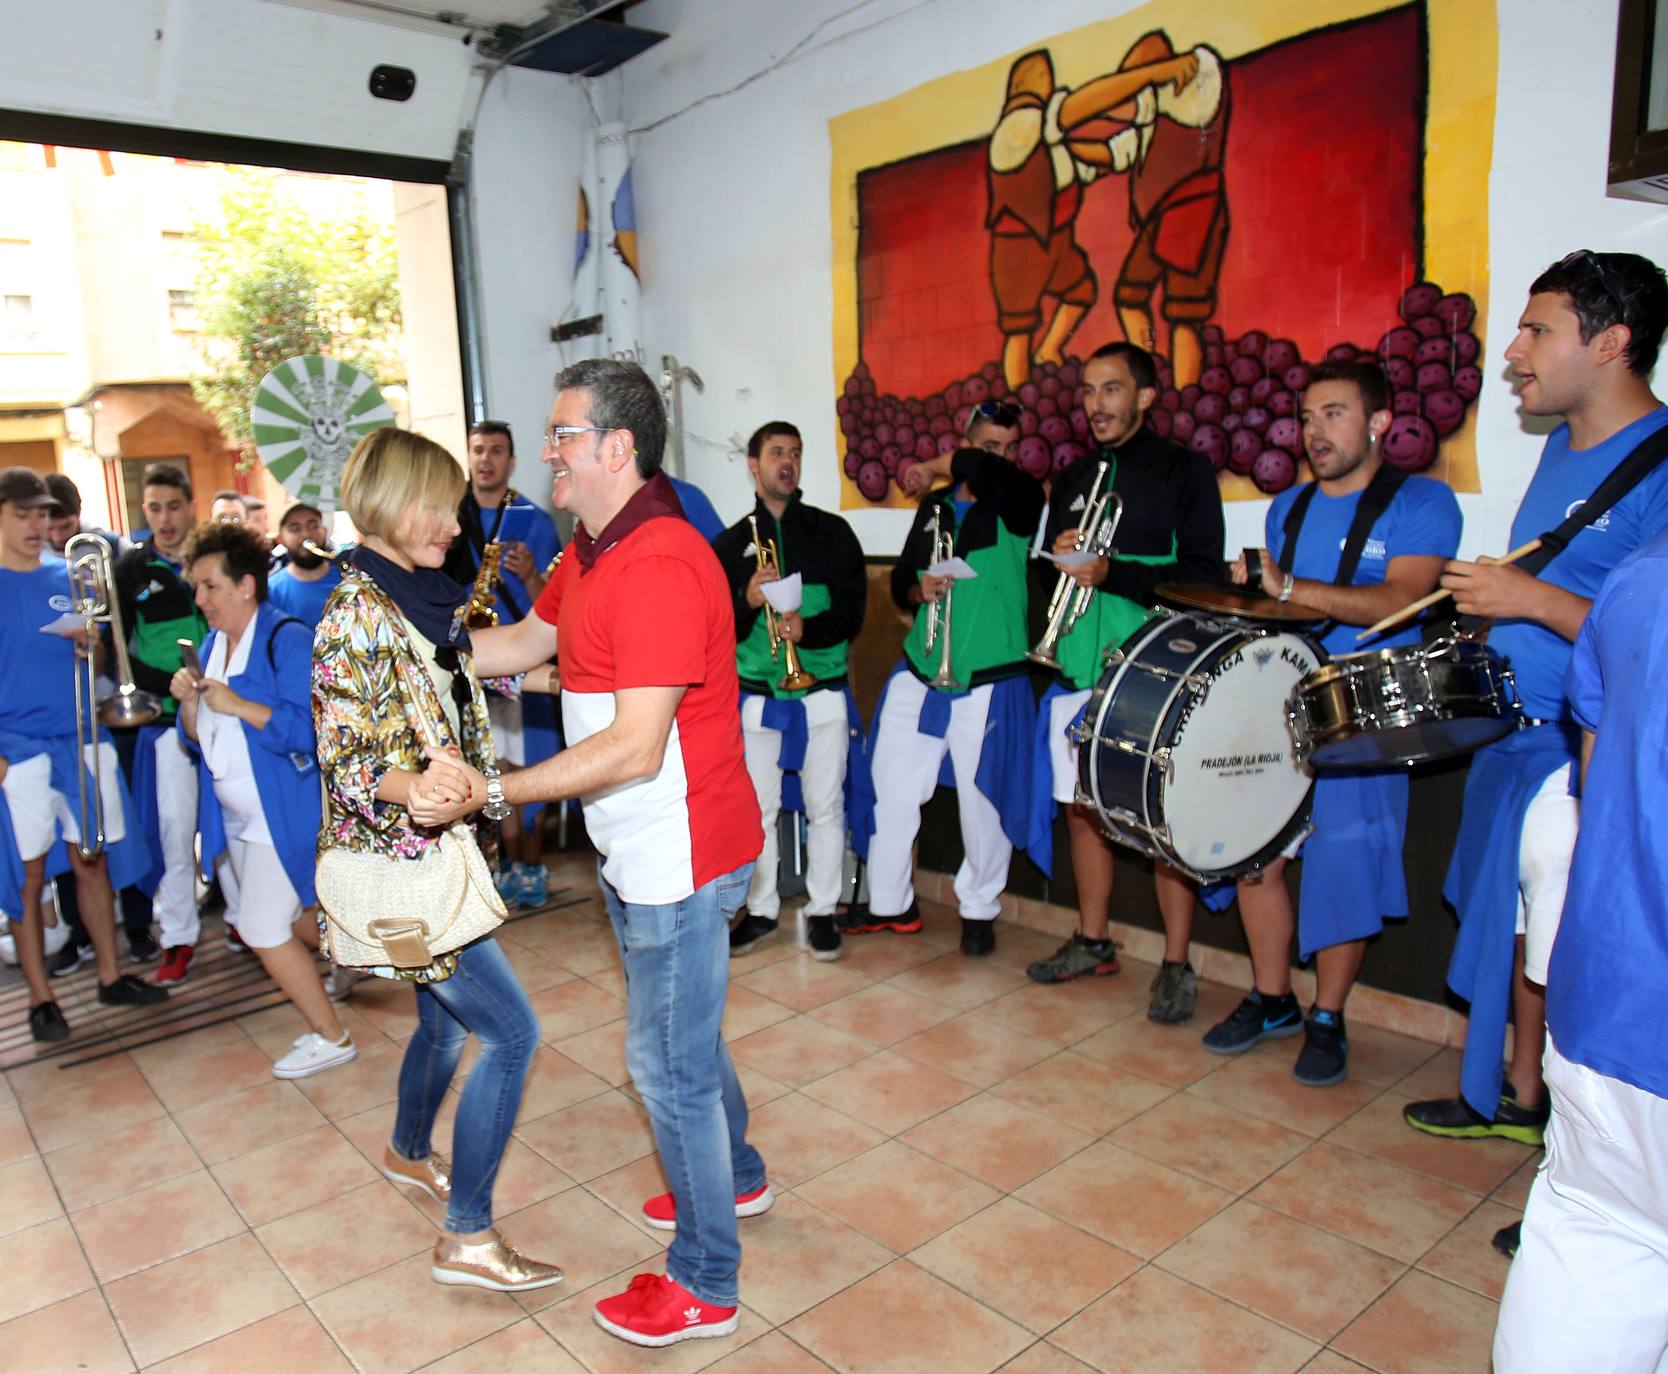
[{"xmin": 837, "ymin": 282, "xmax": 1480, "ymax": 501}]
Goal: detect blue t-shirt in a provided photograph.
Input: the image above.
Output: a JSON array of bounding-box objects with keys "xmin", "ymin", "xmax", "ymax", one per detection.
[
  {"xmin": 1493, "ymin": 407, "xmax": 1668, "ymax": 721},
  {"xmin": 1268, "ymin": 473, "xmax": 1463, "ymax": 655},
  {"xmin": 0, "ymin": 563, "xmax": 81, "ymax": 741},
  {"xmin": 475, "ymin": 494, "xmax": 560, "ymax": 623},
  {"xmin": 266, "ymin": 563, "xmax": 342, "ymax": 630},
  {"xmin": 669, "ymin": 477, "xmax": 725, "ymax": 543},
  {"xmin": 1549, "ymin": 527, "xmax": 1668, "ymax": 1098}
]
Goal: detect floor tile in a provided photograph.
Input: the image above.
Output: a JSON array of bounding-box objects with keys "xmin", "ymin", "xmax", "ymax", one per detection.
[
  {"xmin": 1158, "ymin": 1199, "xmax": 1405, "ymax": 1342},
  {"xmin": 0, "ymin": 1216, "xmax": 96, "ymax": 1322},
  {"xmin": 72, "ymin": 1168, "xmax": 245, "ymax": 1282},
  {"xmin": 979, "ymin": 923, "xmax": 1084, "ymax": 976},
  {"xmin": 492, "ymin": 941, "xmax": 577, "ymax": 996},
  {"xmin": 0, "ymin": 1289, "xmax": 133, "ymax": 1374},
  {"xmin": 721, "ymin": 984, "xmax": 802, "ymax": 1038},
  {"xmin": 884, "ymin": 953, "xmax": 1029, "ymax": 1012},
  {"xmin": 1110, "ymin": 1092, "xmax": 1311, "ymax": 1192},
  {"xmin": 835, "ymin": 931, "xmax": 945, "ymax": 981},
  {"xmin": 532, "ymin": 1267, "xmax": 765, "ymax": 1373},
  {"xmin": 586, "ymin": 966, "xmax": 629, "ymax": 1001},
  {"xmin": 1416, "ymin": 1197, "xmax": 1520, "ymax": 1301},
  {"xmin": 731, "ymin": 1193, "xmax": 892, "ymax": 1323},
  {"xmin": 737, "ymin": 955, "xmax": 873, "ymax": 1012},
  {"xmin": 969, "ymin": 977, "xmax": 1143, "ymax": 1046},
  {"xmin": 1332, "ymin": 1270, "xmax": 1500, "ymax": 1374},
  {"xmin": 1185, "ymin": 1049, "xmax": 1384, "ymax": 1137},
  {"xmin": 43, "ymin": 1114, "xmax": 199, "ymax": 1212},
  {"xmin": 131, "ymin": 1023, "xmax": 278, "ymax": 1113},
  {"xmin": 146, "ymin": 1304, "xmax": 354, "ymax": 1372},
  {"xmin": 346, "ymin": 980, "xmax": 421, "ymax": 1039},
  {"xmin": 734, "ymin": 1062, "xmax": 793, "ymax": 1108},
  {"xmin": 309, "ymin": 1250, "xmax": 520, "ymax": 1374},
  {"xmin": 1296, "ymin": 1354, "xmax": 1375, "ymax": 1372},
  {"xmin": 1250, "ymin": 1141, "xmax": 1480, "ymax": 1263},
  {"xmin": 494, "ymin": 1186, "xmax": 663, "ymax": 1313},
  {"xmin": 552, "ymin": 1021, "xmax": 632, "ymax": 1087},
  {"xmin": 806, "ymin": 980, "xmax": 961, "ymax": 1045},
  {"xmin": 902, "ymin": 1092, "xmax": 1096, "ymax": 1193},
  {"xmin": 1324, "ymin": 1089, "xmax": 1536, "ymax": 1195},
  {"xmin": 0, "ymin": 1103, "xmax": 33, "ymax": 1166},
  {"xmin": 796, "ymin": 1139, "xmax": 1001, "ymax": 1254},
  {"xmin": 989, "ymin": 1052, "xmax": 1174, "ymax": 1136},
  {"xmin": 526, "ymin": 978, "xmax": 627, "ymax": 1042},
  {"xmin": 257, "ymin": 1180, "xmax": 437, "ymax": 1298},
  {"xmin": 0, "ymin": 1153, "xmax": 62, "ymax": 1236},
  {"xmin": 893, "ymin": 1014, "xmax": 1058, "ymax": 1087},
  {"xmin": 995, "ymin": 1344, "xmax": 1097, "ymax": 1372},
  {"xmin": 420, "ymin": 1316, "xmax": 586, "ymax": 1371},
  {"xmin": 293, "ymin": 1039, "xmax": 409, "ymax": 1120},
  {"xmin": 1017, "ymin": 1141, "xmax": 1233, "ymax": 1258},
  {"xmin": 1072, "ymin": 1013, "xmax": 1224, "ymax": 1087},
  {"xmin": 19, "ymin": 1066, "xmax": 165, "ymax": 1152},
  {"xmin": 911, "ymin": 1197, "xmax": 1140, "ymax": 1333},
  {"xmin": 104, "ymin": 1232, "xmax": 298, "ymax": 1368},
  {"xmin": 800, "ymin": 1048, "xmax": 979, "ymax": 1134},
  {"xmin": 785, "ymin": 1258, "xmax": 1031, "ymax": 1374},
  {"xmin": 730, "ymin": 1016, "xmax": 877, "ymax": 1088},
  {"xmin": 1052, "ymin": 1267, "xmax": 1318, "ymax": 1373},
  {"xmin": 172, "ymin": 1078, "xmax": 327, "ymax": 1165},
  {"xmin": 5, "ymin": 1049, "xmax": 139, "ymax": 1103},
  {"xmin": 706, "ymin": 1330, "xmax": 836, "ymax": 1372},
  {"xmin": 515, "ymin": 1088, "xmax": 656, "ymax": 1182},
  {"xmin": 743, "ymin": 1092, "xmax": 886, "ymax": 1187},
  {"xmin": 523, "ymin": 923, "xmax": 627, "ymax": 978},
  {"xmin": 514, "ymin": 1044, "xmax": 613, "ymax": 1122},
  {"xmin": 1345, "ymin": 1022, "xmax": 1442, "ymax": 1088},
  {"xmin": 1490, "ymin": 1152, "xmax": 1541, "ymax": 1209},
  {"xmin": 585, "ymin": 1151, "xmax": 674, "ymax": 1239},
  {"xmin": 212, "ymin": 1123, "xmax": 379, "ymax": 1226}
]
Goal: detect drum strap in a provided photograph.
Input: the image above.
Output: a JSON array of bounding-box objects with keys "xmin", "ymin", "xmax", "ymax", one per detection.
[
  {"xmin": 1516, "ymin": 424, "xmax": 1668, "ymax": 577},
  {"xmin": 1280, "ymin": 463, "xmax": 1407, "ymax": 586}
]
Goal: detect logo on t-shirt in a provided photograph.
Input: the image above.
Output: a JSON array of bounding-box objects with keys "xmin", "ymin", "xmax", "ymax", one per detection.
[
  {"xmin": 48, "ymin": 594, "xmax": 71, "ymax": 613},
  {"xmin": 1564, "ymin": 498, "xmax": 1611, "ymax": 532},
  {"xmin": 1336, "ymin": 536, "xmax": 1389, "ymax": 561}
]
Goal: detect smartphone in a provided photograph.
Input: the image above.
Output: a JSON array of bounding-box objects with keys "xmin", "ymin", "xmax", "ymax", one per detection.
[{"xmin": 177, "ymin": 638, "xmax": 203, "ymax": 678}]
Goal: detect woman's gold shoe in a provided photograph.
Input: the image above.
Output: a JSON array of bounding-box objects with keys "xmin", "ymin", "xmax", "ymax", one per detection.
[
  {"xmin": 430, "ymin": 1230, "xmax": 565, "ymax": 1292},
  {"xmin": 381, "ymin": 1146, "xmax": 451, "ymax": 1203}
]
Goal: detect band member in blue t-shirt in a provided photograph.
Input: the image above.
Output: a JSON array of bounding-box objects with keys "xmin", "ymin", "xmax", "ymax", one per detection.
[
  {"xmin": 265, "ymin": 501, "xmax": 343, "ymax": 629},
  {"xmin": 1211, "ymin": 362, "xmax": 1461, "ymax": 1086},
  {"xmin": 1406, "ymin": 251, "xmax": 1668, "ymax": 1145}
]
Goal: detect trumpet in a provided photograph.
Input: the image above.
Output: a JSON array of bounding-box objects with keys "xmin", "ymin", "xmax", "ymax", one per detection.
[
  {"xmin": 748, "ymin": 514, "xmax": 817, "ymax": 692},
  {"xmin": 462, "ymin": 542, "xmax": 503, "ymax": 631},
  {"xmin": 923, "ymin": 503, "xmax": 962, "ymax": 690},
  {"xmin": 66, "ymin": 534, "xmax": 162, "ymax": 858},
  {"xmin": 1028, "ymin": 459, "xmax": 1125, "ymax": 670}
]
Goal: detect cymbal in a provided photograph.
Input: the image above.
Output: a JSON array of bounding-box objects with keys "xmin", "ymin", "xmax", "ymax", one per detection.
[{"xmin": 1156, "ymin": 582, "xmax": 1327, "ymax": 624}]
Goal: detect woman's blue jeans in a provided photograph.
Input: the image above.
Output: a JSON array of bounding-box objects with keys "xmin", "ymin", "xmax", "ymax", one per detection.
[
  {"xmin": 390, "ymin": 936, "xmax": 539, "ymax": 1234},
  {"xmin": 601, "ymin": 861, "xmax": 766, "ymax": 1307}
]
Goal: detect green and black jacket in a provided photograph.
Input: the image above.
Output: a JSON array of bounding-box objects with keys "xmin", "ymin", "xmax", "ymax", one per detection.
[
  {"xmin": 892, "ymin": 448, "xmax": 1045, "ymax": 690},
  {"xmin": 112, "ymin": 540, "xmax": 208, "ymax": 720},
  {"xmin": 713, "ymin": 493, "xmax": 867, "ymax": 700}
]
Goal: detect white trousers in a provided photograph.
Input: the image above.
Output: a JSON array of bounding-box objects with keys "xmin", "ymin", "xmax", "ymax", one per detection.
[
  {"xmin": 1494, "ymin": 1038, "xmax": 1668, "ymax": 1373},
  {"xmin": 1516, "ymin": 763, "xmax": 1579, "ymax": 985},
  {"xmin": 741, "ymin": 692, "xmax": 849, "ymax": 920},
  {"xmin": 222, "ymin": 836, "xmax": 301, "ymax": 949},
  {"xmin": 866, "ymin": 675, "xmax": 1010, "ymax": 921},
  {"xmin": 1048, "ymin": 688, "xmax": 1091, "ymax": 804},
  {"xmin": 152, "ymin": 729, "xmax": 202, "ymax": 949}
]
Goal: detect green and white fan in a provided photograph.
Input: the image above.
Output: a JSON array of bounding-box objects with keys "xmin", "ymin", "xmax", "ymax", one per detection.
[{"xmin": 251, "ymin": 356, "xmax": 393, "ymax": 514}]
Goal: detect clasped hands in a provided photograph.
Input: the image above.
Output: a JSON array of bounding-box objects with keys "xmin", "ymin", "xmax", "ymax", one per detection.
[{"xmin": 407, "ymin": 746, "xmax": 489, "ymax": 828}]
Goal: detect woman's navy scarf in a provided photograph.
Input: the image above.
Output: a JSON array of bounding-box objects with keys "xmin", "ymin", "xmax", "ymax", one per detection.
[{"xmin": 349, "ymin": 545, "xmax": 472, "ymax": 654}]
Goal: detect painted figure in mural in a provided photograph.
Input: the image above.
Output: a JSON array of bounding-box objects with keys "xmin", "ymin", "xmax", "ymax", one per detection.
[
  {"xmin": 986, "ymin": 43, "xmax": 1203, "ymax": 393},
  {"xmin": 1108, "ymin": 32, "xmax": 1231, "ymax": 391}
]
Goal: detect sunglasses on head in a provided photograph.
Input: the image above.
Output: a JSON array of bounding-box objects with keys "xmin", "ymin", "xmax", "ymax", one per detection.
[
  {"xmin": 972, "ymin": 401, "xmax": 1022, "ymax": 428},
  {"xmin": 1558, "ymin": 249, "xmax": 1629, "ymax": 320}
]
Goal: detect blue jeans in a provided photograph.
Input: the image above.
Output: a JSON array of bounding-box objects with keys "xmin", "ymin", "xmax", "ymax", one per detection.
[
  {"xmin": 390, "ymin": 937, "xmax": 539, "ymax": 1234},
  {"xmin": 601, "ymin": 861, "xmax": 765, "ymax": 1306}
]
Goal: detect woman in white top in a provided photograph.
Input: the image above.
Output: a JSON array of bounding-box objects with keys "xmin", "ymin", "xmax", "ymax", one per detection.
[{"xmin": 170, "ymin": 521, "xmax": 355, "ymax": 1079}]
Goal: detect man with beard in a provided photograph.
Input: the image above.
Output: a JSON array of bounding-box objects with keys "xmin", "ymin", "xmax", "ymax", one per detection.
[
  {"xmin": 1209, "ymin": 362, "xmax": 1460, "ymax": 1085},
  {"xmin": 266, "ymin": 501, "xmax": 342, "ymax": 628},
  {"xmin": 712, "ymin": 422, "xmax": 866, "ymax": 960},
  {"xmin": 1024, "ymin": 342, "xmax": 1223, "ymax": 1022}
]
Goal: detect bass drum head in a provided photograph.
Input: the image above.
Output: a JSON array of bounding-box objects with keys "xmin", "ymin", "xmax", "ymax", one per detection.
[{"xmin": 1160, "ymin": 630, "xmax": 1325, "ymax": 875}]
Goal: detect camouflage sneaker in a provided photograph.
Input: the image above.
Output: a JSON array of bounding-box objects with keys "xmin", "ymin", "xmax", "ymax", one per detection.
[
  {"xmin": 1026, "ymin": 932, "xmax": 1120, "ymax": 984},
  {"xmin": 1147, "ymin": 961, "xmax": 1197, "ymax": 1024}
]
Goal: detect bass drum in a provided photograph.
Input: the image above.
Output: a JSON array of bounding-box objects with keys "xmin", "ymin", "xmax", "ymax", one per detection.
[{"xmin": 1076, "ymin": 611, "xmax": 1325, "ymax": 882}]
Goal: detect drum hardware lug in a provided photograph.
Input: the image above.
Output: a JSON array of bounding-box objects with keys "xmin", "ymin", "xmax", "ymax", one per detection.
[
  {"xmin": 1155, "ymin": 746, "xmax": 1175, "ymax": 785},
  {"xmin": 1186, "ymin": 673, "xmax": 1211, "ymax": 695},
  {"xmin": 1068, "ymin": 718, "xmax": 1093, "ymax": 745}
]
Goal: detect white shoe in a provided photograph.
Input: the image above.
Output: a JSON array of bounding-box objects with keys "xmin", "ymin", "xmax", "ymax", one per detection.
[
  {"xmin": 272, "ymin": 1030, "xmax": 358, "ymax": 1079},
  {"xmin": 325, "ymin": 967, "xmax": 364, "ymax": 1002}
]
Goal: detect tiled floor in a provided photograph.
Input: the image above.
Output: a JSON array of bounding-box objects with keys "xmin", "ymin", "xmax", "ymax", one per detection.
[{"xmin": 1, "ymin": 853, "xmax": 1536, "ymax": 1373}]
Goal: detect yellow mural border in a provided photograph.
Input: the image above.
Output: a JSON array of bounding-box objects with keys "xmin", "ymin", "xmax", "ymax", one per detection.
[{"xmin": 828, "ymin": 0, "xmax": 1497, "ymax": 506}]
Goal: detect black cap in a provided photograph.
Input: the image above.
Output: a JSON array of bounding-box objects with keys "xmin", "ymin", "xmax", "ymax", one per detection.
[
  {"xmin": 0, "ymin": 467, "xmax": 63, "ymax": 511},
  {"xmin": 44, "ymin": 472, "xmax": 81, "ymax": 515}
]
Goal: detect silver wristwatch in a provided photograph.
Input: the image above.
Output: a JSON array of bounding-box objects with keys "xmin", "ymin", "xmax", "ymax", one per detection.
[
  {"xmin": 482, "ymin": 770, "xmax": 511, "ymax": 822},
  {"xmin": 1277, "ymin": 572, "xmax": 1296, "ymax": 603}
]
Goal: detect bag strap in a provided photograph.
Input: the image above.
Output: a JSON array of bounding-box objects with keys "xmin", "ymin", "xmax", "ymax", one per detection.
[
  {"xmin": 1279, "ymin": 463, "xmax": 1406, "ymax": 586},
  {"xmin": 264, "ymin": 615, "xmax": 310, "ymax": 672},
  {"xmin": 1515, "ymin": 422, "xmax": 1668, "ymax": 577}
]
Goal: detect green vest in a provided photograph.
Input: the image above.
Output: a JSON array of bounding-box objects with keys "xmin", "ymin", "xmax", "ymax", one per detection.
[
  {"xmin": 736, "ymin": 515, "xmax": 849, "ymax": 699},
  {"xmin": 903, "ymin": 500, "xmax": 1031, "ymax": 686}
]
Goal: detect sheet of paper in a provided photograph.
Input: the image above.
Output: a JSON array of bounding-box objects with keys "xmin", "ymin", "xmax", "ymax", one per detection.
[
  {"xmin": 926, "ymin": 557, "xmax": 978, "ymax": 580},
  {"xmin": 761, "ymin": 573, "xmax": 804, "ymax": 614},
  {"xmin": 38, "ymin": 612, "xmax": 83, "ymax": 638},
  {"xmin": 1040, "ymin": 549, "xmax": 1098, "ymax": 571}
]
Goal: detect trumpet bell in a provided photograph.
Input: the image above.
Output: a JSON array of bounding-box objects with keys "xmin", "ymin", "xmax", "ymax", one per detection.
[
  {"xmin": 778, "ymin": 665, "xmax": 818, "ymax": 692},
  {"xmin": 1024, "ymin": 647, "xmax": 1063, "ymax": 670},
  {"xmin": 98, "ymin": 684, "xmax": 163, "ymax": 729}
]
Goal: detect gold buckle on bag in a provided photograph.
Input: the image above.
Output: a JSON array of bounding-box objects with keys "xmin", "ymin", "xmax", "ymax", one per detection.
[{"xmin": 367, "ymin": 918, "xmax": 433, "ymax": 969}]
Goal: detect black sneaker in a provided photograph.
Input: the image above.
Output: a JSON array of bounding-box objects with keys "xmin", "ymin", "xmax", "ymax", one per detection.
[
  {"xmin": 29, "ymin": 1001, "xmax": 70, "ymax": 1042},
  {"xmin": 806, "ymin": 914, "xmax": 842, "ymax": 962},
  {"xmin": 48, "ymin": 942, "xmax": 95, "ymax": 979},
  {"xmin": 1292, "ymin": 1010, "xmax": 1349, "ymax": 1086},
  {"xmin": 97, "ymin": 974, "xmax": 169, "ymax": 1008},
  {"xmin": 1028, "ymin": 932, "xmax": 1120, "ymax": 983},
  {"xmin": 1201, "ymin": 991, "xmax": 1303, "ymax": 1055},
  {"xmin": 840, "ymin": 901, "xmax": 922, "ymax": 935},
  {"xmin": 1492, "ymin": 1220, "xmax": 1522, "ymax": 1259},
  {"xmin": 959, "ymin": 918, "xmax": 995, "ymax": 957},
  {"xmin": 1402, "ymin": 1080, "xmax": 1550, "ymax": 1146},
  {"xmin": 728, "ymin": 914, "xmax": 779, "ymax": 958},
  {"xmin": 126, "ymin": 930, "xmax": 161, "ymax": 964}
]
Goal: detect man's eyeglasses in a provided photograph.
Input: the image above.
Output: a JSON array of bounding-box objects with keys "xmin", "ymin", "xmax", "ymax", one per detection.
[
  {"xmin": 971, "ymin": 401, "xmax": 1022, "ymax": 428},
  {"xmin": 1559, "ymin": 249, "xmax": 1629, "ymax": 321},
  {"xmin": 542, "ymin": 425, "xmax": 613, "ymax": 449}
]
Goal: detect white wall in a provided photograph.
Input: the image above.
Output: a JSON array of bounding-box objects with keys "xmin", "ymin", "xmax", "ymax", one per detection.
[{"xmin": 620, "ymin": 0, "xmax": 1668, "ymax": 557}]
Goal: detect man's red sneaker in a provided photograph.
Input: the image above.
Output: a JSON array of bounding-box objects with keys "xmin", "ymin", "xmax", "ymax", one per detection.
[
  {"xmin": 155, "ymin": 945, "xmax": 194, "ymax": 986},
  {"xmin": 641, "ymin": 1181, "xmax": 773, "ymax": 1231},
  {"xmin": 593, "ymin": 1272, "xmax": 739, "ymax": 1347}
]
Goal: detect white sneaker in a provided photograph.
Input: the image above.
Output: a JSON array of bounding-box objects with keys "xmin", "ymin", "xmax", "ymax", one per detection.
[
  {"xmin": 325, "ymin": 967, "xmax": 364, "ymax": 1002},
  {"xmin": 272, "ymin": 1030, "xmax": 358, "ymax": 1079}
]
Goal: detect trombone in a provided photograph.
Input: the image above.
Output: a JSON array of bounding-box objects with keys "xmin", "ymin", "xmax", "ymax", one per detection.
[
  {"xmin": 747, "ymin": 514, "xmax": 817, "ymax": 692},
  {"xmin": 1027, "ymin": 459, "xmax": 1125, "ymax": 670},
  {"xmin": 923, "ymin": 503, "xmax": 961, "ymax": 690},
  {"xmin": 66, "ymin": 534, "xmax": 162, "ymax": 858}
]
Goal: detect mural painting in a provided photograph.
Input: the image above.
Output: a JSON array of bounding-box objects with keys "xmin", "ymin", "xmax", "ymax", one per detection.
[{"xmin": 829, "ymin": 0, "xmax": 1497, "ymax": 509}]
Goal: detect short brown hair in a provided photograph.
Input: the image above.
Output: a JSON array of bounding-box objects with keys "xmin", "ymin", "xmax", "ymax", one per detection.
[
  {"xmin": 181, "ymin": 520, "xmax": 270, "ymax": 600},
  {"xmin": 340, "ymin": 429, "xmax": 466, "ymax": 544},
  {"xmin": 1305, "ymin": 361, "xmax": 1391, "ymax": 416}
]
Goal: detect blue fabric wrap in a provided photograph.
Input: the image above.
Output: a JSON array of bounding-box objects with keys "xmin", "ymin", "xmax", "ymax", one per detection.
[
  {"xmin": 125, "ymin": 722, "xmax": 168, "ymax": 897},
  {"xmin": 746, "ymin": 687, "xmax": 863, "ymax": 821},
  {"xmin": 1444, "ymin": 722, "xmax": 1580, "ymax": 1117},
  {"xmin": 1023, "ymin": 679, "xmax": 1081, "ymax": 880},
  {"xmin": 181, "ymin": 604, "xmax": 323, "ymax": 907},
  {"xmin": 1295, "ymin": 770, "xmax": 1410, "ymax": 958},
  {"xmin": 517, "ymin": 690, "xmax": 562, "ymax": 823},
  {"xmin": 848, "ymin": 663, "xmax": 1036, "ymax": 865}
]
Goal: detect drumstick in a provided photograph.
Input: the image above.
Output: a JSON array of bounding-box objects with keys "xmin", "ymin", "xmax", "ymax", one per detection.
[{"xmin": 1354, "ymin": 538, "xmax": 1543, "ymax": 641}]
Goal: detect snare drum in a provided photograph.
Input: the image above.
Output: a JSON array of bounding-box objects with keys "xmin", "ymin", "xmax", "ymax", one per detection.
[
  {"xmin": 1288, "ymin": 638, "xmax": 1521, "ymax": 768},
  {"xmin": 1075, "ymin": 611, "xmax": 1325, "ymax": 882}
]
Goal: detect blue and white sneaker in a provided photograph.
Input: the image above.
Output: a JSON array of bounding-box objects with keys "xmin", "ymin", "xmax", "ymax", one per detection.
[
  {"xmin": 495, "ymin": 865, "xmax": 528, "ymax": 906},
  {"xmin": 1201, "ymin": 991, "xmax": 1304, "ymax": 1055},
  {"xmin": 519, "ymin": 863, "xmax": 550, "ymax": 909}
]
